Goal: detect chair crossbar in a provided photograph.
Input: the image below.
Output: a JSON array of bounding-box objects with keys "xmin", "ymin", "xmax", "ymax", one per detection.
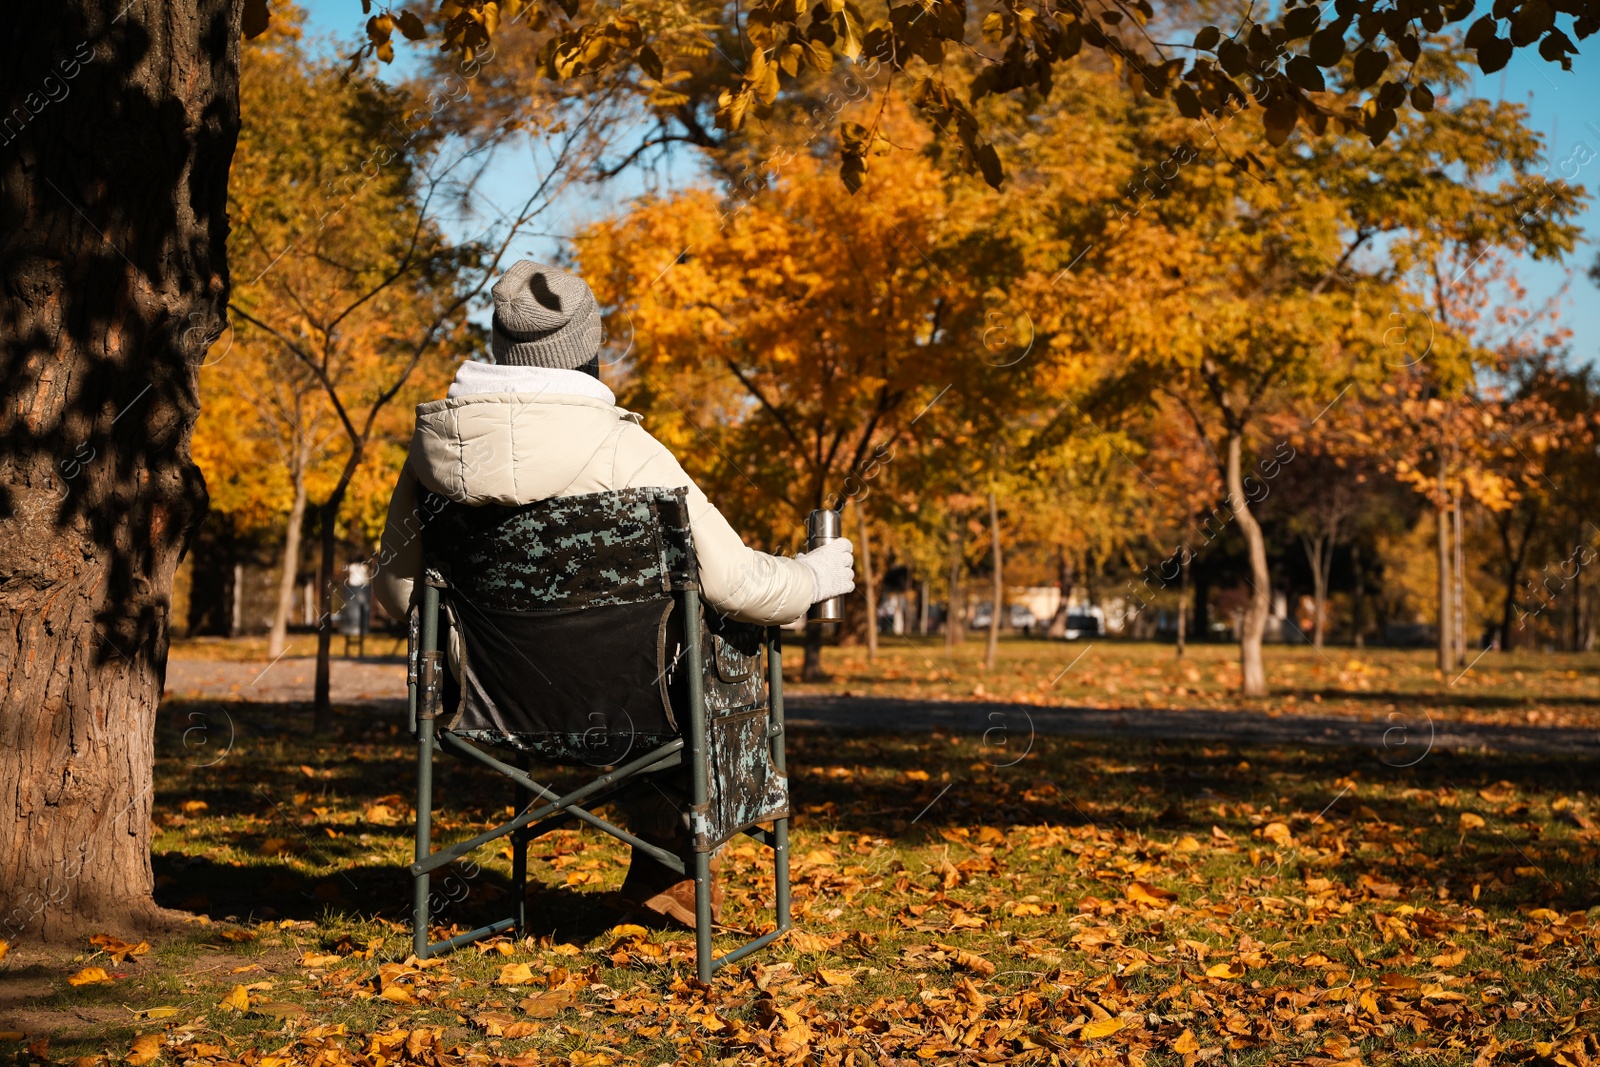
[
  {"xmin": 410, "ymin": 582, "xmax": 792, "ymax": 977},
  {"xmin": 411, "ymin": 735, "xmax": 687, "ymax": 878}
]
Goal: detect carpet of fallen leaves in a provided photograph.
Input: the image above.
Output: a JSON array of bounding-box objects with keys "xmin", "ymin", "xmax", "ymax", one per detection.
[{"xmin": 2, "ymin": 645, "xmax": 1598, "ymax": 1067}]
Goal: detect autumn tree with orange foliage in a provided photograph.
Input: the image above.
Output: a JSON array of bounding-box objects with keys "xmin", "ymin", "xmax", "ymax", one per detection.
[
  {"xmin": 1011, "ymin": 62, "xmax": 1582, "ymax": 695},
  {"xmin": 212, "ymin": 16, "xmax": 602, "ymax": 730},
  {"xmin": 577, "ymin": 122, "xmax": 1022, "ymax": 676}
]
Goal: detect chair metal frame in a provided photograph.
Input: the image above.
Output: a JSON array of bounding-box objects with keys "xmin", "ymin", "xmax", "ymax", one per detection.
[{"xmin": 407, "ymin": 583, "xmax": 792, "ymax": 981}]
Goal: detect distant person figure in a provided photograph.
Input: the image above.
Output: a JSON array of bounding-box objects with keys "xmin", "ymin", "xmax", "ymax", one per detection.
[
  {"xmin": 372, "ymin": 260, "xmax": 853, "ymax": 929},
  {"xmin": 341, "ymin": 561, "xmax": 371, "ymax": 658}
]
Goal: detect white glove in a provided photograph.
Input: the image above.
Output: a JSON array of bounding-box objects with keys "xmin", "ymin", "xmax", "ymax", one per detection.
[{"xmin": 798, "ymin": 537, "xmax": 856, "ymax": 603}]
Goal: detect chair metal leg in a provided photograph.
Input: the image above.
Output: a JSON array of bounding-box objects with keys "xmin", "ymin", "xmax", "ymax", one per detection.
[
  {"xmin": 682, "ymin": 590, "xmax": 716, "ymax": 982},
  {"xmin": 511, "ymin": 752, "xmax": 529, "ymax": 939},
  {"xmin": 413, "ymin": 585, "xmax": 441, "ymax": 959},
  {"xmin": 768, "ymin": 627, "xmax": 792, "ymax": 933}
]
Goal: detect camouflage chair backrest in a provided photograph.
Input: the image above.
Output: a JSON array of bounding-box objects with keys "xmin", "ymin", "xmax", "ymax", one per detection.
[
  {"xmin": 416, "ymin": 485, "xmax": 788, "ymax": 850},
  {"xmin": 419, "ymin": 486, "xmax": 699, "ymax": 608}
]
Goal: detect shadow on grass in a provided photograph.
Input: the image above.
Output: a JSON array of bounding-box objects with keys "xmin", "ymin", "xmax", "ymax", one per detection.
[{"xmin": 154, "ymin": 696, "xmax": 1600, "ymax": 938}]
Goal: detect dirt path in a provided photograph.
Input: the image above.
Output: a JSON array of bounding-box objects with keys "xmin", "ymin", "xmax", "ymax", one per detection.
[
  {"xmin": 164, "ymin": 656, "xmax": 407, "ymax": 706},
  {"xmin": 163, "ymin": 656, "xmax": 1597, "ymax": 758}
]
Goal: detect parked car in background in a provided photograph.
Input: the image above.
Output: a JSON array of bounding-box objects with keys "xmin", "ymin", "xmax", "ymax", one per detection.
[
  {"xmin": 967, "ymin": 602, "xmax": 1041, "ymax": 633},
  {"xmin": 1062, "ymin": 606, "xmax": 1105, "ymax": 640}
]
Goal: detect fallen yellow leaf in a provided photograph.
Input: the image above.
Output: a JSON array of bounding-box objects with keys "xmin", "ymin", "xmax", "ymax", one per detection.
[
  {"xmin": 519, "ymin": 990, "xmax": 575, "ymax": 1018},
  {"xmin": 1081, "ymin": 1017, "xmax": 1126, "ymax": 1040},
  {"xmin": 180, "ymin": 801, "xmax": 208, "ymax": 814},
  {"xmin": 300, "ymin": 952, "xmax": 343, "ymax": 968},
  {"xmin": 1172, "ymin": 1029, "xmax": 1199, "ymax": 1054},
  {"xmin": 604, "ymin": 924, "xmax": 649, "ymax": 941},
  {"xmin": 249, "ymin": 1002, "xmax": 306, "ymax": 1020},
  {"xmin": 130, "ymin": 1008, "xmax": 179, "ymax": 1020},
  {"xmin": 0, "ymin": 941, "xmax": 9, "ymax": 962},
  {"xmin": 125, "ymin": 1034, "xmax": 161, "ymax": 1066},
  {"xmin": 935, "ymin": 943, "xmax": 996, "ymax": 977},
  {"xmin": 363, "ymin": 804, "xmax": 399, "ymax": 826},
  {"xmin": 219, "ymin": 985, "xmax": 251, "ymax": 1012},
  {"xmin": 1261, "ymin": 821, "xmax": 1294, "ymax": 847},
  {"xmin": 1458, "ymin": 812, "xmax": 1486, "ymax": 831},
  {"xmin": 67, "ymin": 967, "xmax": 114, "ymax": 987},
  {"xmin": 89, "ymin": 935, "xmax": 150, "ymax": 964},
  {"xmin": 786, "ymin": 930, "xmax": 838, "ymax": 953},
  {"xmin": 1205, "ymin": 962, "xmax": 1244, "ymax": 979},
  {"xmin": 817, "ymin": 968, "xmax": 856, "ymax": 987},
  {"xmin": 495, "ymin": 962, "xmax": 537, "ymax": 986},
  {"xmin": 772, "ymin": 1022, "xmax": 812, "ymax": 1055},
  {"xmin": 1125, "ymin": 881, "xmax": 1177, "ymax": 906}
]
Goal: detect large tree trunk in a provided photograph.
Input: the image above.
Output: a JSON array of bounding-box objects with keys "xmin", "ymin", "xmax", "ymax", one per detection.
[
  {"xmin": 984, "ymin": 493, "xmax": 1002, "ymax": 671},
  {"xmin": 0, "ymin": 0, "xmax": 239, "ymax": 939},
  {"xmin": 1225, "ymin": 433, "xmax": 1270, "ymax": 697},
  {"xmin": 856, "ymin": 502, "xmax": 877, "ymax": 663},
  {"xmin": 268, "ymin": 441, "xmax": 310, "ymax": 659}
]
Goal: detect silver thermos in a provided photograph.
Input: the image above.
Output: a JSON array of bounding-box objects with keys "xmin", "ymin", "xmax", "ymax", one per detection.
[{"xmin": 806, "ymin": 509, "xmax": 842, "ymax": 622}]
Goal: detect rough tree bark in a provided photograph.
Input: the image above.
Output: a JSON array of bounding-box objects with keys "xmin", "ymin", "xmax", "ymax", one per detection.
[
  {"xmin": 0, "ymin": 0, "xmax": 239, "ymax": 938},
  {"xmin": 1225, "ymin": 433, "xmax": 1270, "ymax": 697}
]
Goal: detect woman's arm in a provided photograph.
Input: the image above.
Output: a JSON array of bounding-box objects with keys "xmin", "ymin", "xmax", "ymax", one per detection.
[
  {"xmin": 611, "ymin": 423, "xmax": 819, "ymax": 625},
  {"xmin": 372, "ymin": 462, "xmax": 426, "ymax": 620}
]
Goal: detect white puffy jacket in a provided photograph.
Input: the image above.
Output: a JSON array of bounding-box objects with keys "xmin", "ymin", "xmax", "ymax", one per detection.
[{"xmin": 372, "ymin": 363, "xmax": 817, "ymax": 625}]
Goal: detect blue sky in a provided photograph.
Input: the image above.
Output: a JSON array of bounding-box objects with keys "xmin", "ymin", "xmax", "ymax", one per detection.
[{"xmin": 288, "ymin": 0, "xmax": 1600, "ymax": 360}]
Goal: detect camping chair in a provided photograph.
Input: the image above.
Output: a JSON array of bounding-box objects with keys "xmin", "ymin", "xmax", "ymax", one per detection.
[{"xmin": 405, "ymin": 486, "xmax": 792, "ymax": 981}]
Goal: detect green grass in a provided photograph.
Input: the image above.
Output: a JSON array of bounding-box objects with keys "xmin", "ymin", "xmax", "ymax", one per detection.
[{"xmin": 792, "ymin": 638, "xmax": 1600, "ymax": 731}]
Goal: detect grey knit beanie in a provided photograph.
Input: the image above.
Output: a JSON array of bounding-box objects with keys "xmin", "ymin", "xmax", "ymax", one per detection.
[{"xmin": 489, "ymin": 260, "xmax": 604, "ymax": 368}]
